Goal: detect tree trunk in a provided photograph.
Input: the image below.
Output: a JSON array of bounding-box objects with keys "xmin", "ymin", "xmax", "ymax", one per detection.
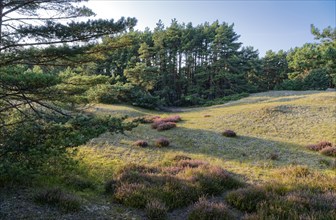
[{"xmin": 0, "ymin": 0, "xmax": 3, "ymax": 52}]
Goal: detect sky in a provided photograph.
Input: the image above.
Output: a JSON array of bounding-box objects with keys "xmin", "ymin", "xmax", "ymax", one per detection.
[{"xmin": 85, "ymin": 0, "xmax": 335, "ymax": 57}]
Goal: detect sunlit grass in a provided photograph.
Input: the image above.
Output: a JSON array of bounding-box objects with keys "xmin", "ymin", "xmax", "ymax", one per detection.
[
  {"xmin": 77, "ymin": 91, "xmax": 335, "ymax": 184},
  {"xmin": 64, "ymin": 90, "xmax": 336, "ymax": 218}
]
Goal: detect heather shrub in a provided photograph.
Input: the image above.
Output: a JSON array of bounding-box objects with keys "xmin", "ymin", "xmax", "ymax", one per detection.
[
  {"xmin": 151, "ymin": 119, "xmax": 165, "ymax": 129},
  {"xmin": 255, "ymin": 191, "xmax": 336, "ymax": 219},
  {"xmin": 110, "ymin": 160, "xmax": 242, "ymax": 211},
  {"xmin": 193, "ymin": 166, "xmax": 243, "ymax": 195},
  {"xmin": 226, "ymin": 187, "xmax": 268, "ymax": 212},
  {"xmin": 188, "ymin": 197, "xmax": 234, "ymax": 220},
  {"xmin": 320, "ymin": 147, "xmax": 336, "ymax": 157},
  {"xmin": 222, "ymin": 130, "xmax": 237, "ymax": 137},
  {"xmin": 113, "ymin": 183, "xmax": 148, "ymax": 208},
  {"xmin": 157, "ymin": 177, "xmax": 200, "ymax": 209},
  {"xmin": 161, "ymin": 115, "xmax": 182, "ymax": 123},
  {"xmin": 156, "ymin": 122, "xmax": 176, "ymax": 131},
  {"xmin": 34, "ymin": 188, "xmax": 81, "ymax": 212},
  {"xmin": 155, "ymin": 138, "xmax": 170, "ymax": 147},
  {"xmin": 146, "ymin": 199, "xmax": 168, "ymax": 220},
  {"xmin": 135, "ymin": 116, "xmax": 161, "ymax": 124},
  {"xmin": 306, "ymin": 141, "xmax": 333, "ymax": 151},
  {"xmin": 268, "ymin": 152, "xmax": 279, "ymax": 160},
  {"xmin": 133, "ymin": 140, "xmax": 148, "ymax": 147}
]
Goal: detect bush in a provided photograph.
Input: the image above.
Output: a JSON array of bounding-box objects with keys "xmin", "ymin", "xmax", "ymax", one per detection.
[
  {"xmin": 110, "ymin": 160, "xmax": 243, "ymax": 211},
  {"xmin": 188, "ymin": 197, "xmax": 234, "ymax": 220},
  {"xmin": 161, "ymin": 115, "xmax": 182, "ymax": 123},
  {"xmin": 222, "ymin": 130, "xmax": 237, "ymax": 137},
  {"xmin": 105, "ymin": 179, "xmax": 117, "ymax": 194},
  {"xmin": 151, "ymin": 119, "xmax": 165, "ymax": 129},
  {"xmin": 146, "ymin": 199, "xmax": 168, "ymax": 220},
  {"xmin": 320, "ymin": 147, "xmax": 336, "ymax": 157},
  {"xmin": 193, "ymin": 166, "xmax": 243, "ymax": 195},
  {"xmin": 131, "ymin": 90, "xmax": 162, "ymax": 109},
  {"xmin": 34, "ymin": 188, "xmax": 81, "ymax": 212},
  {"xmin": 113, "ymin": 183, "xmax": 148, "ymax": 208},
  {"xmin": 155, "ymin": 138, "xmax": 170, "ymax": 147},
  {"xmin": 156, "ymin": 122, "xmax": 177, "ymax": 131},
  {"xmin": 134, "ymin": 116, "xmax": 161, "ymax": 124},
  {"xmin": 133, "ymin": 140, "xmax": 148, "ymax": 147},
  {"xmin": 226, "ymin": 187, "xmax": 267, "ymax": 212},
  {"xmin": 306, "ymin": 141, "xmax": 333, "ymax": 151}
]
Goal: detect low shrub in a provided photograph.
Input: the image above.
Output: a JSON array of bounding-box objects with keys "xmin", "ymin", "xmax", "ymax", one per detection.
[
  {"xmin": 268, "ymin": 152, "xmax": 279, "ymax": 160},
  {"xmin": 193, "ymin": 166, "xmax": 243, "ymax": 195},
  {"xmin": 320, "ymin": 147, "xmax": 336, "ymax": 157},
  {"xmin": 255, "ymin": 190, "xmax": 336, "ymax": 219},
  {"xmin": 105, "ymin": 179, "xmax": 117, "ymax": 194},
  {"xmin": 226, "ymin": 187, "xmax": 268, "ymax": 212},
  {"xmin": 135, "ymin": 116, "xmax": 161, "ymax": 124},
  {"xmin": 151, "ymin": 119, "xmax": 165, "ymax": 129},
  {"xmin": 114, "ymin": 183, "xmax": 148, "ymax": 208},
  {"xmin": 188, "ymin": 197, "xmax": 234, "ymax": 220},
  {"xmin": 155, "ymin": 138, "xmax": 170, "ymax": 147},
  {"xmin": 133, "ymin": 140, "xmax": 148, "ymax": 147},
  {"xmin": 306, "ymin": 141, "xmax": 333, "ymax": 151},
  {"xmin": 110, "ymin": 159, "xmax": 243, "ymax": 211},
  {"xmin": 34, "ymin": 188, "xmax": 81, "ymax": 212},
  {"xmin": 146, "ymin": 199, "xmax": 168, "ymax": 220},
  {"xmin": 222, "ymin": 130, "xmax": 237, "ymax": 137},
  {"xmin": 156, "ymin": 122, "xmax": 177, "ymax": 131},
  {"xmin": 161, "ymin": 115, "xmax": 182, "ymax": 123}
]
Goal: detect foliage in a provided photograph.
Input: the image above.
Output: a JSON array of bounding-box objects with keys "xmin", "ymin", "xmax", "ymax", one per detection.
[
  {"xmin": 222, "ymin": 130, "xmax": 237, "ymax": 137},
  {"xmin": 225, "ymin": 187, "xmax": 267, "ymax": 212},
  {"xmin": 156, "ymin": 122, "xmax": 177, "ymax": 131},
  {"xmin": 320, "ymin": 147, "xmax": 336, "ymax": 157},
  {"xmin": 188, "ymin": 197, "xmax": 234, "ymax": 220},
  {"xmin": 145, "ymin": 199, "xmax": 168, "ymax": 220},
  {"xmin": 34, "ymin": 188, "xmax": 82, "ymax": 212},
  {"xmin": 306, "ymin": 141, "xmax": 333, "ymax": 151},
  {"xmin": 155, "ymin": 138, "xmax": 170, "ymax": 147},
  {"xmin": 0, "ymin": 0, "xmax": 137, "ymax": 184},
  {"xmin": 108, "ymin": 157, "xmax": 242, "ymax": 211},
  {"xmin": 0, "ymin": 113, "xmax": 135, "ymax": 184},
  {"xmin": 133, "ymin": 140, "xmax": 149, "ymax": 147}
]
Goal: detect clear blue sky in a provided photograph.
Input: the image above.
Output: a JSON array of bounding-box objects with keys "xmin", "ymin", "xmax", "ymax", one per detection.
[{"xmin": 86, "ymin": 0, "xmax": 335, "ymax": 57}]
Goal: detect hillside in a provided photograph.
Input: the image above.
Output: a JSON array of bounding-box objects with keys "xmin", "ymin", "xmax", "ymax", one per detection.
[{"xmin": 1, "ymin": 90, "xmax": 335, "ymax": 219}]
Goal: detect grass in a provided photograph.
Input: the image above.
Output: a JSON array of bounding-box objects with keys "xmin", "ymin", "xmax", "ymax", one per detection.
[{"xmin": 5, "ymin": 90, "xmax": 335, "ymax": 219}]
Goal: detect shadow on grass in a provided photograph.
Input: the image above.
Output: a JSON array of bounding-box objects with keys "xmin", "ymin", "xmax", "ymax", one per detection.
[{"xmin": 88, "ymin": 124, "xmax": 332, "ymax": 171}]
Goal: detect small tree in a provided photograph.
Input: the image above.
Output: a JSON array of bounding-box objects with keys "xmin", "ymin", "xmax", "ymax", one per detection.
[{"xmin": 0, "ymin": 0, "xmax": 137, "ymax": 182}]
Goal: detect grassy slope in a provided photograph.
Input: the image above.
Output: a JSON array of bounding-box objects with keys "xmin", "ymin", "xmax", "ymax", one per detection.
[
  {"xmin": 3, "ymin": 91, "xmax": 334, "ymax": 219},
  {"xmin": 81, "ymin": 90, "xmax": 336, "ymax": 184}
]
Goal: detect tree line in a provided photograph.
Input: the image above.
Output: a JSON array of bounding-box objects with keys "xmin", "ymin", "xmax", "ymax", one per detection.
[{"xmin": 83, "ymin": 20, "xmax": 335, "ymax": 107}]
